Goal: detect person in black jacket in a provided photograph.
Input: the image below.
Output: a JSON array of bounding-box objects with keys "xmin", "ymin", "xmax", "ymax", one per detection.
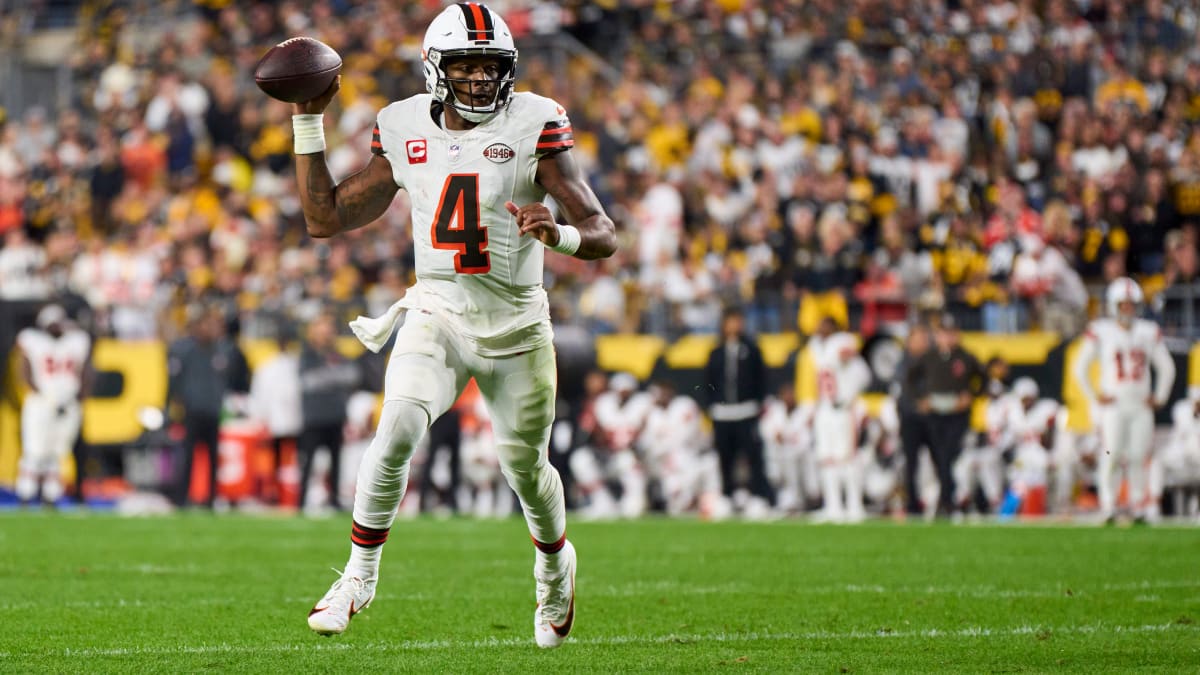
[
  {"xmin": 298, "ymin": 311, "xmax": 361, "ymax": 513},
  {"xmin": 905, "ymin": 313, "xmax": 984, "ymax": 517},
  {"xmin": 895, "ymin": 322, "xmax": 932, "ymax": 515},
  {"xmin": 704, "ymin": 307, "xmax": 774, "ymax": 509},
  {"xmin": 167, "ymin": 305, "xmax": 249, "ymax": 509}
]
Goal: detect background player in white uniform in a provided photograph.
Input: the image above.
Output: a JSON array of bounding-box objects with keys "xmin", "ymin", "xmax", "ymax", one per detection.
[
  {"xmin": 858, "ymin": 396, "xmax": 903, "ymax": 513},
  {"xmin": 813, "ymin": 332, "xmax": 872, "ymax": 523},
  {"xmin": 955, "ymin": 370, "xmax": 1012, "ymax": 514},
  {"xmin": 1072, "ymin": 278, "xmax": 1175, "ymax": 524},
  {"xmin": 15, "ymin": 304, "xmax": 91, "ymax": 506},
  {"xmin": 638, "ymin": 380, "xmax": 720, "ymax": 517},
  {"xmin": 759, "ymin": 382, "xmax": 816, "ymax": 513},
  {"xmin": 571, "ymin": 373, "xmax": 652, "ymax": 519},
  {"xmin": 1002, "ymin": 378, "xmax": 1060, "ymax": 515},
  {"xmin": 292, "ymin": 3, "xmax": 617, "ymax": 646},
  {"xmin": 1047, "ymin": 406, "xmax": 1091, "ymax": 515},
  {"xmin": 1156, "ymin": 387, "xmax": 1200, "ymax": 518}
]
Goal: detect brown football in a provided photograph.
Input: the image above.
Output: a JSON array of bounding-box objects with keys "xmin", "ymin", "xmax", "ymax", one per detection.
[{"xmin": 254, "ymin": 37, "xmax": 342, "ymax": 104}]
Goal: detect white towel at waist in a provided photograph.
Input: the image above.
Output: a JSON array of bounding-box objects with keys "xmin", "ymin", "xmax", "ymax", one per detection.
[{"xmin": 349, "ymin": 299, "xmax": 406, "ymax": 353}]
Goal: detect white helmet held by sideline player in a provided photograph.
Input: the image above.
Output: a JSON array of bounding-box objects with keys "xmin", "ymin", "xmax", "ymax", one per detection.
[
  {"xmin": 422, "ymin": 3, "xmax": 518, "ymax": 123},
  {"xmin": 1105, "ymin": 276, "xmax": 1143, "ymax": 325}
]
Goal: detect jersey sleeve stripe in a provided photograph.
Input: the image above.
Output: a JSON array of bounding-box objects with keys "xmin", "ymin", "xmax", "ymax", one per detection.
[
  {"xmin": 537, "ymin": 131, "xmax": 574, "ymax": 147},
  {"xmin": 538, "ymin": 126, "xmax": 573, "ymax": 139},
  {"xmin": 536, "ymin": 139, "xmax": 575, "ymax": 150},
  {"xmin": 371, "ymin": 123, "xmax": 385, "ymax": 155}
]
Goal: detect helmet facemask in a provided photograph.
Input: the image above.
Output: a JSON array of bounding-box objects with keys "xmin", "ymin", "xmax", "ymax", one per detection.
[
  {"xmin": 1115, "ymin": 300, "xmax": 1137, "ymax": 326},
  {"xmin": 425, "ymin": 47, "xmax": 516, "ymax": 124}
]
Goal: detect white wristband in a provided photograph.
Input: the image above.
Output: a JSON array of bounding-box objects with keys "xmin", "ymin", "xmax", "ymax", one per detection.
[
  {"xmin": 550, "ymin": 224, "xmax": 581, "ymax": 255},
  {"xmin": 293, "ymin": 114, "xmax": 326, "ymax": 154}
]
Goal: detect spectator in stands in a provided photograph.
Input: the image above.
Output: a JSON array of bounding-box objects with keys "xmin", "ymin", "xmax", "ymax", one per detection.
[
  {"xmin": 167, "ymin": 305, "xmax": 249, "ymax": 509},
  {"xmin": 704, "ymin": 307, "xmax": 773, "ymax": 514},
  {"xmin": 1159, "ymin": 228, "xmax": 1200, "ymax": 338},
  {"xmin": 1011, "ymin": 234, "xmax": 1089, "ymax": 337},
  {"xmin": 297, "ymin": 310, "xmax": 360, "ymax": 514},
  {"xmin": 0, "ymin": 228, "xmax": 49, "ymax": 301}
]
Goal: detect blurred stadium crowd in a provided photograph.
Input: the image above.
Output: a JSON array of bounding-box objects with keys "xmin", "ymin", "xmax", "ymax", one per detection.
[{"xmin": 1, "ymin": 0, "xmax": 1200, "ymax": 518}]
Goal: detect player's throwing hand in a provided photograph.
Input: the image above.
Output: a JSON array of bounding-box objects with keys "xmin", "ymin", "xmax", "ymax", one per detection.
[
  {"xmin": 292, "ymin": 74, "xmax": 341, "ymax": 115},
  {"xmin": 506, "ymin": 201, "xmax": 560, "ymax": 247}
]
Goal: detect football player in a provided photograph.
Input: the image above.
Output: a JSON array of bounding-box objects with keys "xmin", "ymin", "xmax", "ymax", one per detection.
[
  {"xmin": 759, "ymin": 382, "xmax": 816, "ymax": 513},
  {"xmin": 858, "ymin": 396, "xmax": 903, "ymax": 513},
  {"xmin": 812, "ymin": 332, "xmax": 872, "ymax": 523},
  {"xmin": 954, "ymin": 359, "xmax": 1012, "ymax": 514},
  {"xmin": 1072, "ymin": 278, "xmax": 1174, "ymax": 524},
  {"xmin": 15, "ymin": 304, "xmax": 91, "ymax": 507},
  {"xmin": 1156, "ymin": 387, "xmax": 1200, "ymax": 519},
  {"xmin": 1002, "ymin": 378, "xmax": 1060, "ymax": 516},
  {"xmin": 293, "ymin": 3, "xmax": 617, "ymax": 645},
  {"xmin": 638, "ymin": 380, "xmax": 720, "ymax": 517},
  {"xmin": 571, "ymin": 373, "xmax": 652, "ymax": 519}
]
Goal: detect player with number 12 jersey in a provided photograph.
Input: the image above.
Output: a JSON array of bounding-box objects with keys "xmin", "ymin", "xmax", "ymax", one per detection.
[{"xmin": 1073, "ymin": 277, "xmax": 1174, "ymax": 522}]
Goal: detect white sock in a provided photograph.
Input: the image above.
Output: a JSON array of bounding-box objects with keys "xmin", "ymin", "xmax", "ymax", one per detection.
[{"xmin": 343, "ymin": 401, "xmax": 428, "ymax": 580}]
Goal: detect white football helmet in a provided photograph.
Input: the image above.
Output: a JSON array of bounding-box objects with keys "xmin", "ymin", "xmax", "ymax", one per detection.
[
  {"xmin": 422, "ymin": 3, "xmax": 517, "ymax": 123},
  {"xmin": 832, "ymin": 333, "xmax": 860, "ymax": 361},
  {"xmin": 1012, "ymin": 377, "xmax": 1039, "ymax": 402},
  {"xmin": 1105, "ymin": 276, "xmax": 1143, "ymax": 324}
]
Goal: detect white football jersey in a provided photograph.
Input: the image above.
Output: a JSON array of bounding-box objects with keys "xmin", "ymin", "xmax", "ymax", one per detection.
[
  {"xmin": 984, "ymin": 394, "xmax": 1018, "ymax": 449},
  {"xmin": 760, "ymin": 399, "xmax": 814, "ymax": 454},
  {"xmin": 594, "ymin": 390, "xmax": 654, "ymax": 452},
  {"xmin": 813, "ymin": 333, "xmax": 871, "ymax": 408},
  {"xmin": 1074, "ymin": 318, "xmax": 1174, "ymax": 407},
  {"xmin": 641, "ymin": 395, "xmax": 708, "ymax": 466},
  {"xmin": 18, "ymin": 327, "xmax": 90, "ymax": 401},
  {"xmin": 1006, "ymin": 399, "xmax": 1059, "ymax": 447},
  {"xmin": 373, "ymin": 92, "xmax": 574, "ymax": 355},
  {"xmin": 1170, "ymin": 399, "xmax": 1200, "ymax": 456}
]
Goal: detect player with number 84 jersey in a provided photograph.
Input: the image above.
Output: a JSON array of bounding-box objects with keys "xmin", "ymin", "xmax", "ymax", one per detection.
[{"xmin": 370, "ymin": 92, "xmax": 572, "ymax": 355}]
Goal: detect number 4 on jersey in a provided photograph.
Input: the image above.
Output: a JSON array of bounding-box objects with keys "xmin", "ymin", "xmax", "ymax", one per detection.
[{"xmin": 431, "ymin": 174, "xmax": 490, "ymax": 274}]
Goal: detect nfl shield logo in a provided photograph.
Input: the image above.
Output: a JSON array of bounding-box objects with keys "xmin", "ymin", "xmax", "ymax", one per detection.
[{"xmin": 448, "ymin": 143, "xmax": 461, "ymax": 161}]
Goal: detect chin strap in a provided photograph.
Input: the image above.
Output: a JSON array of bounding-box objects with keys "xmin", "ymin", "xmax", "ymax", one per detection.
[{"xmin": 448, "ymin": 92, "xmax": 500, "ymax": 123}]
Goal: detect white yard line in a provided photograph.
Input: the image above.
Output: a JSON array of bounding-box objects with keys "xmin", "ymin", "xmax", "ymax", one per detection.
[
  {"xmin": 4, "ymin": 578, "xmax": 1197, "ymax": 613},
  {"xmin": 3, "ymin": 623, "xmax": 1195, "ymax": 659}
]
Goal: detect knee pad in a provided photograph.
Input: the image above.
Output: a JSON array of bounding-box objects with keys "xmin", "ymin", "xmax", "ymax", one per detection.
[{"xmin": 373, "ymin": 399, "xmax": 431, "ymax": 462}]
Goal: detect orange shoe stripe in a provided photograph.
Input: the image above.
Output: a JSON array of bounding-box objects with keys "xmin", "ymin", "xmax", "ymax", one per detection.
[{"xmin": 550, "ymin": 592, "xmax": 575, "ymax": 637}]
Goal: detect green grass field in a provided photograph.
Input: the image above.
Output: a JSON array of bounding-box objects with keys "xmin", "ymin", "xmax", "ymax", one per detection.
[{"xmin": 0, "ymin": 514, "xmax": 1197, "ymax": 673}]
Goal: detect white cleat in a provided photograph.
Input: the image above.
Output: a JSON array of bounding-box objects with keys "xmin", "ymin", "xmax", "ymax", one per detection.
[
  {"xmin": 307, "ymin": 571, "xmax": 376, "ymax": 636},
  {"xmin": 534, "ymin": 540, "xmax": 576, "ymax": 649}
]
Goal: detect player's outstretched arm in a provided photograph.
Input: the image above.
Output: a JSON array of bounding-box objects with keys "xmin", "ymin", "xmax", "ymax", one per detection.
[
  {"xmin": 509, "ymin": 149, "xmax": 616, "ymax": 260},
  {"xmin": 292, "ymin": 77, "xmax": 398, "ymax": 238}
]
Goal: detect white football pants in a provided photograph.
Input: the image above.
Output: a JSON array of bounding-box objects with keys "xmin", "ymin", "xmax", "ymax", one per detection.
[
  {"xmin": 17, "ymin": 394, "xmax": 81, "ymax": 503},
  {"xmin": 1096, "ymin": 403, "xmax": 1155, "ymax": 518},
  {"xmin": 815, "ymin": 406, "xmax": 863, "ymax": 522},
  {"xmin": 352, "ymin": 310, "xmax": 565, "ymax": 545}
]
